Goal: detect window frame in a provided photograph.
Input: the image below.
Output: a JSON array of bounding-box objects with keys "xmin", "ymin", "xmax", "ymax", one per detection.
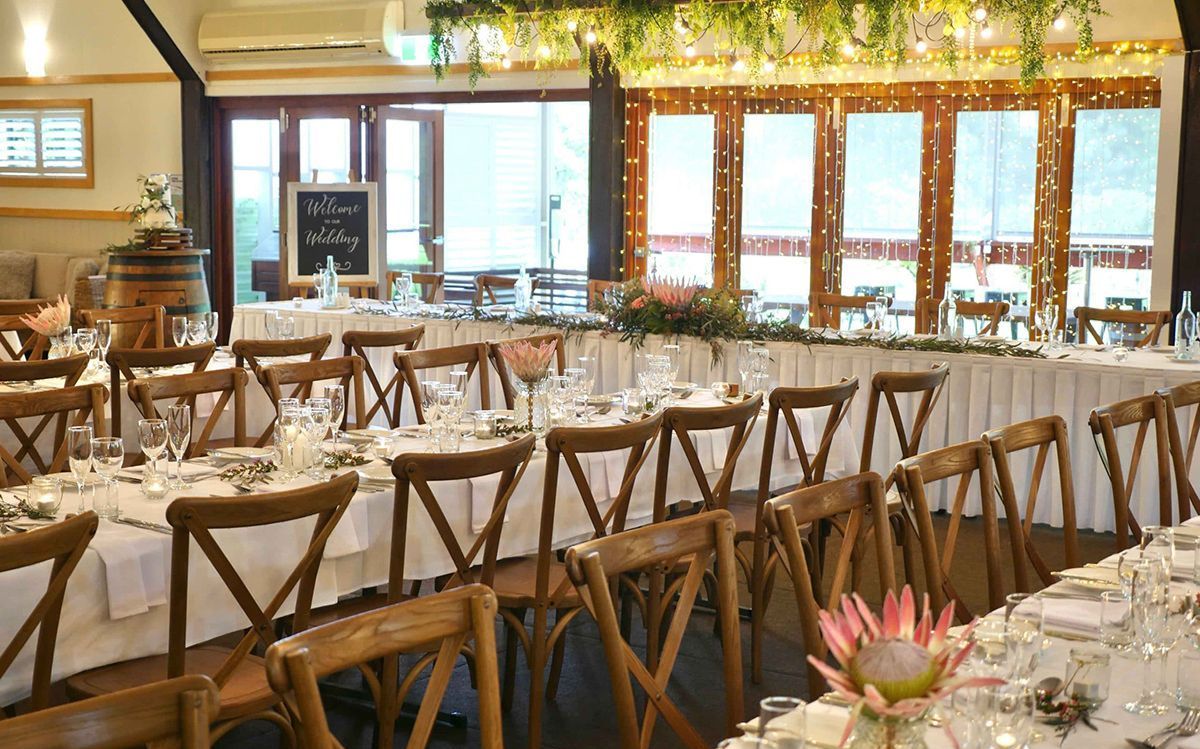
[{"xmin": 0, "ymin": 98, "xmax": 94, "ymax": 189}]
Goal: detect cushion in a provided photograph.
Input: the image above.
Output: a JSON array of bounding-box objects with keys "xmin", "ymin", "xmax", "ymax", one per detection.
[
  {"xmin": 0, "ymin": 252, "xmax": 35, "ymax": 299},
  {"xmin": 30, "ymin": 252, "xmax": 72, "ymax": 300},
  {"xmin": 65, "ymin": 257, "xmax": 100, "ymax": 289}
]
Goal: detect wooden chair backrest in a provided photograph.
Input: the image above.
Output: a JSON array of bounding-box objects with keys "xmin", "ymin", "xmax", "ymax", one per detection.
[
  {"xmin": 108, "ymin": 343, "xmax": 215, "ymax": 443},
  {"xmin": 0, "ymin": 354, "xmax": 89, "ymax": 387},
  {"xmin": 1089, "ymin": 394, "xmax": 1172, "ymax": 550},
  {"xmin": 537, "ymin": 414, "xmax": 664, "ymax": 604},
  {"xmin": 1158, "ymin": 381, "xmax": 1200, "ymax": 527},
  {"xmin": 859, "ymin": 362, "xmax": 950, "ymax": 486},
  {"xmin": 342, "ymin": 326, "xmax": 426, "ymax": 428},
  {"xmin": 393, "ymin": 434, "xmax": 536, "ymax": 594},
  {"xmin": 0, "ymin": 300, "xmax": 50, "ymax": 361},
  {"xmin": 288, "ymin": 282, "xmax": 376, "ymax": 300},
  {"xmin": 265, "ymin": 585, "xmax": 503, "ymax": 749},
  {"xmin": 564, "ymin": 510, "xmax": 743, "ymax": 749},
  {"xmin": 164, "ymin": 472, "xmax": 357, "ymax": 688},
  {"xmin": 587, "ymin": 279, "xmax": 619, "ymax": 308},
  {"xmin": 385, "ymin": 271, "xmax": 445, "ymax": 304},
  {"xmin": 0, "ymin": 385, "xmax": 108, "ymax": 488},
  {"xmin": 983, "ymin": 415, "xmax": 1079, "ymax": 591},
  {"xmin": 808, "ymin": 291, "xmax": 889, "ymax": 330},
  {"xmin": 0, "ymin": 674, "xmax": 217, "ymax": 748},
  {"xmin": 259, "ymin": 356, "xmax": 367, "ymax": 437},
  {"xmin": 895, "ymin": 439, "xmax": 1013, "ymax": 622},
  {"xmin": 393, "ymin": 342, "xmax": 491, "ymax": 424},
  {"xmin": 487, "ymin": 333, "xmax": 568, "ymax": 410},
  {"xmin": 472, "ymin": 274, "xmax": 541, "ymax": 306},
  {"xmin": 234, "ymin": 334, "xmax": 332, "ymax": 446},
  {"xmin": 0, "ymin": 512, "xmax": 98, "ymax": 711},
  {"xmin": 128, "ymin": 368, "xmax": 248, "ymax": 457},
  {"xmin": 1075, "ymin": 306, "xmax": 1171, "ymax": 347},
  {"xmin": 757, "ymin": 378, "xmax": 858, "ymax": 497},
  {"xmin": 652, "ymin": 394, "xmax": 763, "ymax": 522},
  {"xmin": 81, "ymin": 306, "xmax": 165, "ymax": 349},
  {"xmin": 764, "ymin": 472, "xmax": 895, "ymax": 696},
  {"xmin": 915, "ymin": 298, "xmax": 1009, "ymax": 336}
]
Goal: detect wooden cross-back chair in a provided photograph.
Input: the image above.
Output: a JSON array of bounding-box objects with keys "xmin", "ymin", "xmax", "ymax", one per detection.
[
  {"xmin": 1158, "ymin": 381, "xmax": 1200, "ymax": 528},
  {"xmin": 393, "ymin": 342, "xmax": 491, "ymax": 424},
  {"xmin": 288, "ymin": 282, "xmax": 377, "ymax": 300},
  {"xmin": 764, "ymin": 472, "xmax": 895, "ymax": 697},
  {"xmin": 984, "ymin": 415, "xmax": 1080, "ymax": 591},
  {"xmin": 0, "ymin": 354, "xmax": 89, "ymax": 388},
  {"xmin": 259, "ymin": 356, "xmax": 367, "ymax": 438},
  {"xmin": 747, "ymin": 378, "xmax": 857, "ymax": 683},
  {"xmin": 487, "ymin": 333, "xmax": 567, "ymax": 409},
  {"xmin": 0, "ymin": 299, "xmax": 50, "ymax": 361},
  {"xmin": 341, "ymin": 326, "xmax": 425, "ymax": 428},
  {"xmin": 1075, "ymin": 306, "xmax": 1171, "ymax": 347},
  {"xmin": 1089, "ymin": 394, "xmax": 1172, "ymax": 551},
  {"xmin": 808, "ymin": 291, "xmax": 890, "ymax": 330},
  {"xmin": 472, "ymin": 274, "xmax": 541, "ymax": 306},
  {"xmin": 80, "ymin": 306, "xmax": 165, "ymax": 350},
  {"xmin": 66, "ymin": 472, "xmax": 359, "ymax": 745},
  {"xmin": 107, "ymin": 343, "xmax": 215, "ymax": 444},
  {"xmin": 128, "ymin": 369, "xmax": 248, "ymax": 459},
  {"xmin": 234, "ymin": 334, "xmax": 332, "ymax": 446},
  {"xmin": 0, "ymin": 385, "xmax": 108, "ymax": 488},
  {"xmin": 266, "ymin": 585, "xmax": 503, "ymax": 749},
  {"xmin": 0, "ymin": 512, "xmax": 97, "ymax": 713},
  {"xmin": 385, "ymin": 271, "xmax": 445, "ymax": 304},
  {"xmin": 511, "ymin": 414, "xmax": 663, "ymax": 749},
  {"xmin": 895, "ymin": 439, "xmax": 1018, "ymax": 622},
  {"xmin": 565, "ymin": 510, "xmax": 743, "ymax": 749},
  {"xmin": 0, "ymin": 674, "xmax": 218, "ymax": 749},
  {"xmin": 587, "ymin": 279, "xmax": 620, "ymax": 309},
  {"xmin": 915, "ymin": 298, "xmax": 1009, "ymax": 336}
]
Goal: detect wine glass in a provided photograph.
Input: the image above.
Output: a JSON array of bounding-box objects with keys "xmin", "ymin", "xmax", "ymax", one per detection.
[
  {"xmin": 1043, "ymin": 302, "xmax": 1060, "ymax": 349},
  {"xmin": 394, "ymin": 272, "xmax": 413, "ymax": 308},
  {"xmin": 419, "ymin": 380, "xmax": 441, "ymax": 432},
  {"xmin": 138, "ymin": 418, "xmax": 168, "ymax": 479},
  {"xmin": 1109, "ymin": 323, "xmax": 1129, "ymax": 363},
  {"xmin": 448, "ymin": 369, "xmax": 469, "ymax": 399},
  {"xmin": 324, "ymin": 384, "xmax": 345, "ymax": 444},
  {"xmin": 549, "ymin": 374, "xmax": 573, "ymax": 424},
  {"xmin": 263, "ymin": 311, "xmax": 280, "ymax": 341},
  {"xmin": 1003, "ymin": 593, "xmax": 1043, "ymax": 687},
  {"xmin": 303, "ymin": 404, "xmax": 330, "ymax": 479},
  {"xmin": 186, "ymin": 319, "xmax": 207, "ymax": 345},
  {"xmin": 577, "ymin": 356, "xmax": 597, "ymax": 397},
  {"xmin": 736, "ymin": 340, "xmax": 755, "ymax": 394},
  {"xmin": 204, "ymin": 311, "xmax": 219, "ymax": 343},
  {"xmin": 67, "ymin": 425, "xmax": 93, "ymax": 512},
  {"xmin": 307, "ymin": 397, "xmax": 332, "ymax": 441},
  {"xmin": 166, "ymin": 404, "xmax": 192, "ymax": 489},
  {"xmin": 1125, "ymin": 557, "xmax": 1175, "ymax": 715},
  {"xmin": 74, "ymin": 327, "xmax": 97, "ymax": 371},
  {"xmin": 279, "ymin": 314, "xmax": 295, "ymax": 340},
  {"xmin": 90, "ymin": 437, "xmax": 124, "ymax": 519},
  {"xmin": 95, "ymin": 319, "xmax": 112, "ymax": 371},
  {"xmin": 564, "ymin": 367, "xmax": 587, "ymax": 422},
  {"xmin": 172, "ymin": 316, "xmax": 188, "ymax": 347},
  {"xmin": 312, "ymin": 272, "xmax": 323, "ymax": 304}
]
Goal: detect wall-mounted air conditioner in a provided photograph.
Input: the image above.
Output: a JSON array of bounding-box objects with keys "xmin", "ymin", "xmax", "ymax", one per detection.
[{"xmin": 198, "ymin": 1, "xmax": 403, "ymax": 60}]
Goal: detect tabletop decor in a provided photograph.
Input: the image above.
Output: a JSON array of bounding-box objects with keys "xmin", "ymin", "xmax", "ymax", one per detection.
[
  {"xmin": 217, "ymin": 459, "xmax": 277, "ymax": 486},
  {"xmin": 122, "ymin": 174, "xmax": 176, "ymax": 231},
  {"xmin": 498, "ymin": 338, "xmax": 557, "ymax": 434},
  {"xmin": 746, "ymin": 320, "xmax": 1058, "ymax": 360},
  {"xmin": 323, "ymin": 450, "xmax": 370, "ymax": 470},
  {"xmin": 600, "ymin": 276, "xmax": 744, "ymax": 357},
  {"xmin": 20, "ymin": 295, "xmax": 73, "ymax": 358},
  {"xmin": 810, "ymin": 586, "xmax": 1003, "ymax": 749}
]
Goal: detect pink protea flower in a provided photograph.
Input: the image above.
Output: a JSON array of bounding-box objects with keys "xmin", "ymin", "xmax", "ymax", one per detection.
[
  {"xmin": 641, "ymin": 275, "xmax": 701, "ymax": 310},
  {"xmin": 20, "ymin": 295, "xmax": 71, "ymax": 336},
  {"xmin": 497, "ymin": 340, "xmax": 556, "ymax": 383},
  {"xmin": 809, "ymin": 586, "xmax": 1004, "ymax": 745}
]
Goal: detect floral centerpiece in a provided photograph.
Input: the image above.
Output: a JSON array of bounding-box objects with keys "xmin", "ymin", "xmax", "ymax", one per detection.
[
  {"xmin": 810, "ymin": 587, "xmax": 1004, "ymax": 748},
  {"xmin": 121, "ymin": 174, "xmax": 176, "ymax": 230},
  {"xmin": 20, "ymin": 295, "xmax": 72, "ymax": 358},
  {"xmin": 601, "ymin": 275, "xmax": 743, "ymax": 354},
  {"xmin": 497, "ymin": 339, "xmax": 556, "ymax": 434}
]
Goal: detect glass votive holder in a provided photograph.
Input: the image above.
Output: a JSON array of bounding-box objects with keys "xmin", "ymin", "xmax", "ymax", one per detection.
[
  {"xmin": 1178, "ymin": 650, "xmax": 1200, "ymax": 710},
  {"xmin": 28, "ymin": 476, "xmax": 62, "ymax": 517},
  {"xmin": 759, "ymin": 696, "xmax": 804, "ymax": 749},
  {"xmin": 622, "ymin": 388, "xmax": 644, "ymax": 416},
  {"xmin": 94, "ymin": 480, "xmax": 120, "ymax": 520},
  {"xmin": 474, "ymin": 410, "xmax": 497, "ymax": 439},
  {"xmin": 710, "ymin": 381, "xmax": 730, "ymax": 399},
  {"xmin": 292, "ymin": 296, "xmax": 304, "ymax": 307},
  {"xmin": 1065, "ymin": 648, "xmax": 1110, "ymax": 707},
  {"xmin": 1099, "ymin": 591, "xmax": 1133, "ymax": 651},
  {"xmin": 141, "ymin": 468, "xmax": 170, "ymax": 501}
]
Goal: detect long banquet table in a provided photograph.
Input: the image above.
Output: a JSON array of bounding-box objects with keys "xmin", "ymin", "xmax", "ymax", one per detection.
[{"xmin": 233, "ymin": 299, "xmax": 1200, "ymax": 534}]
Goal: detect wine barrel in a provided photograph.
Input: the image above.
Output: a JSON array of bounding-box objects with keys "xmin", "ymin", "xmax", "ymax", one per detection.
[{"xmin": 102, "ymin": 249, "xmax": 211, "ymax": 347}]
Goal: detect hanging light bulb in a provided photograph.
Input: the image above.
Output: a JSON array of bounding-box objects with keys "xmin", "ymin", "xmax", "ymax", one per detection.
[
  {"xmin": 980, "ymin": 22, "xmax": 993, "ymax": 39},
  {"xmin": 1053, "ymin": 15, "xmax": 1068, "ymax": 30},
  {"xmin": 972, "ymin": 4, "xmax": 988, "ymax": 23},
  {"xmin": 684, "ymin": 44, "xmax": 696, "ymax": 58},
  {"xmin": 954, "ymin": 26, "xmax": 967, "ymax": 40},
  {"xmin": 537, "ymin": 44, "xmax": 551, "ymax": 58},
  {"xmin": 566, "ymin": 19, "xmax": 578, "ymax": 32},
  {"xmin": 585, "ymin": 25, "xmax": 597, "ymax": 44},
  {"xmin": 501, "ymin": 54, "xmax": 512, "ymax": 69},
  {"xmin": 841, "ymin": 40, "xmax": 857, "ymax": 57},
  {"xmin": 915, "ymin": 36, "xmax": 928, "ymax": 54},
  {"xmin": 763, "ymin": 57, "xmax": 776, "ymax": 73},
  {"xmin": 731, "ymin": 57, "xmax": 746, "ymax": 72}
]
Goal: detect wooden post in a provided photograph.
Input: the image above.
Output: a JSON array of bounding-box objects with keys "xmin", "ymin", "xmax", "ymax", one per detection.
[{"xmin": 587, "ymin": 49, "xmax": 625, "ymax": 282}]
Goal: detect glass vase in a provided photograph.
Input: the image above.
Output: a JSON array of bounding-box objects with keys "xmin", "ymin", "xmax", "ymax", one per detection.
[
  {"xmin": 49, "ymin": 328, "xmax": 74, "ymax": 359},
  {"xmin": 514, "ymin": 378, "xmax": 549, "ymax": 436},
  {"xmin": 848, "ymin": 713, "xmax": 928, "ymax": 749}
]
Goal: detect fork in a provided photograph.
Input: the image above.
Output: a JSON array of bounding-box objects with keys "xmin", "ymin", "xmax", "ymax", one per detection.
[{"xmin": 1180, "ymin": 708, "xmax": 1200, "ymax": 737}]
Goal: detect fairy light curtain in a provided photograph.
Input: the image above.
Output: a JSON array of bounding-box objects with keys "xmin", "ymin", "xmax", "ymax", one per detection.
[{"xmin": 623, "ymin": 60, "xmax": 1164, "ymax": 337}]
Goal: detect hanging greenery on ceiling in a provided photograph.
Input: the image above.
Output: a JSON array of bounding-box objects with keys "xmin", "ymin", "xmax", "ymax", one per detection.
[{"xmin": 425, "ymin": 0, "xmax": 1105, "ymax": 89}]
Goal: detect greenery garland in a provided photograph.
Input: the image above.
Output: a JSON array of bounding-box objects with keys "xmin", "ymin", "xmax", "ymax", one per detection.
[{"xmin": 425, "ymin": 0, "xmax": 1105, "ymax": 88}]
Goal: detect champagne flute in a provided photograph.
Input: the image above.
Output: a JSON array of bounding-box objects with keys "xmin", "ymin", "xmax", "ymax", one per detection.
[
  {"xmin": 67, "ymin": 425, "xmax": 93, "ymax": 512},
  {"xmin": 95, "ymin": 319, "xmax": 112, "ymax": 371},
  {"xmin": 138, "ymin": 418, "xmax": 168, "ymax": 478},
  {"xmin": 577, "ymin": 356, "xmax": 597, "ymax": 396},
  {"xmin": 90, "ymin": 437, "xmax": 124, "ymax": 519},
  {"xmin": 736, "ymin": 340, "xmax": 755, "ymax": 394},
  {"xmin": 304, "ymin": 404, "xmax": 330, "ymax": 479},
  {"xmin": 166, "ymin": 404, "xmax": 191, "ymax": 489},
  {"xmin": 74, "ymin": 327, "xmax": 97, "ymax": 371},
  {"xmin": 420, "ymin": 380, "xmax": 440, "ymax": 432},
  {"xmin": 172, "ymin": 316, "xmax": 188, "ymax": 347},
  {"xmin": 324, "ymin": 384, "xmax": 345, "ymax": 444}
]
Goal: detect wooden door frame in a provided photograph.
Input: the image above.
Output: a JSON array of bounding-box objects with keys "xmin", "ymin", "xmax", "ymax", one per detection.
[{"xmin": 369, "ymin": 106, "xmax": 446, "ymax": 273}]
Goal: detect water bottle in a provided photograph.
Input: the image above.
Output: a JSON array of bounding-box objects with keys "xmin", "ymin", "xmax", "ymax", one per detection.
[
  {"xmin": 938, "ymin": 282, "xmax": 957, "ymax": 341},
  {"xmin": 320, "ymin": 255, "xmax": 339, "ymax": 307},
  {"xmin": 1177, "ymin": 290, "xmax": 1196, "ymax": 360},
  {"xmin": 514, "ymin": 267, "xmax": 531, "ymax": 311}
]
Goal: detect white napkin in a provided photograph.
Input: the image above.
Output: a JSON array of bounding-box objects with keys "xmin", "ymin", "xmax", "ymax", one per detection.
[
  {"xmin": 470, "ymin": 473, "xmax": 503, "ymax": 534},
  {"xmin": 89, "ymin": 524, "xmax": 170, "ymax": 620},
  {"xmin": 1178, "ymin": 733, "xmax": 1200, "ymax": 749},
  {"xmin": 784, "ymin": 413, "xmax": 819, "ymax": 461},
  {"xmin": 1041, "ymin": 596, "xmax": 1103, "ymax": 638},
  {"xmin": 603, "ymin": 450, "xmax": 627, "ymax": 501},
  {"xmin": 710, "ymin": 427, "xmax": 730, "ymax": 472}
]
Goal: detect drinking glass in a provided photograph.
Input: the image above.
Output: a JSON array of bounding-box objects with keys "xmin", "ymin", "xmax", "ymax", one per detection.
[
  {"xmin": 741, "ymin": 294, "xmax": 759, "ymax": 323},
  {"xmin": 394, "ymin": 272, "xmax": 413, "ymax": 307},
  {"xmin": 875, "ymin": 295, "xmax": 890, "ymax": 330},
  {"xmin": 435, "ymin": 389, "xmax": 464, "ymax": 452},
  {"xmin": 1043, "ymin": 303, "xmax": 1060, "ymax": 349},
  {"xmin": 263, "ymin": 311, "xmax": 280, "ymax": 341},
  {"xmin": 90, "ymin": 437, "xmax": 123, "ymax": 519},
  {"xmin": 1109, "ymin": 323, "xmax": 1129, "ymax": 362},
  {"xmin": 74, "ymin": 327, "xmax": 97, "ymax": 370},
  {"xmin": 987, "ymin": 684, "xmax": 1036, "ymax": 749},
  {"xmin": 564, "ymin": 367, "xmax": 586, "ymax": 422},
  {"xmin": 279, "ymin": 314, "xmax": 295, "ymax": 340},
  {"xmin": 448, "ymin": 369, "xmax": 469, "ymax": 398},
  {"xmin": 166, "ymin": 404, "xmax": 192, "ymax": 490},
  {"xmin": 865, "ymin": 302, "xmax": 883, "ymax": 332},
  {"xmin": 1179, "ymin": 650, "xmax": 1200, "ymax": 710},
  {"xmin": 307, "ymin": 397, "xmax": 332, "ymax": 441},
  {"xmin": 324, "ymin": 384, "xmax": 345, "ymax": 444},
  {"xmin": 1126, "ymin": 557, "xmax": 1174, "ymax": 715},
  {"xmin": 1140, "ymin": 525, "xmax": 1175, "ymax": 564},
  {"xmin": 1100, "ymin": 591, "xmax": 1134, "ymax": 651},
  {"xmin": 311, "ymin": 272, "xmax": 323, "ymax": 303},
  {"xmin": 548, "ymin": 375, "xmax": 573, "ymax": 423},
  {"xmin": 95, "ymin": 319, "xmax": 112, "ymax": 369},
  {"xmin": 204, "ymin": 311, "xmax": 219, "ymax": 343},
  {"xmin": 621, "ymin": 387, "xmax": 644, "ymax": 417},
  {"xmin": 172, "ymin": 315, "xmax": 188, "ymax": 347},
  {"xmin": 759, "ymin": 696, "xmax": 803, "ymax": 749},
  {"xmin": 275, "ymin": 405, "xmax": 303, "ymax": 480},
  {"xmin": 67, "ymin": 425, "xmax": 93, "ymax": 512},
  {"xmin": 736, "ymin": 340, "xmax": 755, "ymax": 394},
  {"xmin": 577, "ymin": 356, "xmax": 597, "ymax": 396},
  {"xmin": 186, "ymin": 319, "xmax": 207, "ymax": 345},
  {"xmin": 1003, "ymin": 593, "xmax": 1043, "ymax": 685},
  {"xmin": 303, "ymin": 405, "xmax": 330, "ymax": 479},
  {"xmin": 661, "ymin": 344, "xmax": 681, "ymax": 382},
  {"xmin": 420, "ymin": 380, "xmax": 441, "ymax": 432}
]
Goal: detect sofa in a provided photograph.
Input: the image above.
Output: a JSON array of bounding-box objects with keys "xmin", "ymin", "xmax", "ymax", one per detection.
[{"xmin": 0, "ymin": 250, "xmax": 104, "ymax": 309}]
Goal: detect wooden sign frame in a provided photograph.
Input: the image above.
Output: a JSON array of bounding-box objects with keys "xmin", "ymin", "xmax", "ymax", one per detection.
[{"xmin": 286, "ymin": 181, "xmax": 380, "ymax": 285}]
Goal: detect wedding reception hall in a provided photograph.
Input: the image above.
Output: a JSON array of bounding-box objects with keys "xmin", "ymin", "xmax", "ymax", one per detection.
[{"xmin": 1, "ymin": 0, "xmax": 1200, "ymax": 747}]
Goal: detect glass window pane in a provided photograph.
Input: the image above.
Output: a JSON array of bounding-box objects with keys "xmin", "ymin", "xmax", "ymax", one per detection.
[
  {"xmin": 546, "ymin": 101, "xmax": 589, "ymax": 273},
  {"xmin": 740, "ymin": 113, "xmax": 814, "ymax": 318},
  {"xmin": 231, "ymin": 119, "xmax": 280, "ymax": 303},
  {"xmin": 647, "ymin": 113, "xmax": 714, "ymax": 284},
  {"xmin": 1067, "ymin": 108, "xmax": 1160, "ymax": 314},
  {"xmin": 840, "ymin": 111, "xmax": 922, "ymax": 330},
  {"xmin": 384, "ymin": 118, "xmax": 424, "ymax": 268},
  {"xmin": 299, "ymin": 118, "xmax": 351, "ymax": 183}
]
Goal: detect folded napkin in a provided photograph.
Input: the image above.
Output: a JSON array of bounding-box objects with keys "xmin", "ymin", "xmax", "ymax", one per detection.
[
  {"xmin": 470, "ymin": 473, "xmax": 504, "ymax": 534},
  {"xmin": 89, "ymin": 523, "xmax": 170, "ymax": 620},
  {"xmin": 736, "ymin": 701, "xmax": 952, "ymax": 749},
  {"xmin": 1041, "ymin": 596, "xmax": 1102, "ymax": 638},
  {"xmin": 784, "ymin": 412, "xmax": 819, "ymax": 461}
]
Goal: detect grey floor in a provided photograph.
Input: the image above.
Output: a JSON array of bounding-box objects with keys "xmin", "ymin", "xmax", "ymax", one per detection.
[{"xmin": 217, "ymin": 513, "xmax": 1116, "ymax": 749}]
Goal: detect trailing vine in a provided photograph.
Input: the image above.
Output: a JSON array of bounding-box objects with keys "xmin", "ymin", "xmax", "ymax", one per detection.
[{"xmin": 425, "ymin": 0, "xmax": 1105, "ymax": 88}]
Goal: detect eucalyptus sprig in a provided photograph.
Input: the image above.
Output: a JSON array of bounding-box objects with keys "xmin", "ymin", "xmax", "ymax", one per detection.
[
  {"xmin": 323, "ymin": 450, "xmax": 370, "ymax": 470},
  {"xmin": 218, "ymin": 460, "xmax": 277, "ymax": 484}
]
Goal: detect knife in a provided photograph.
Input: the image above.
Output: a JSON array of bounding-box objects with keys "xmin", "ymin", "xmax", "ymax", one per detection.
[{"xmin": 113, "ymin": 517, "xmax": 173, "ymax": 535}]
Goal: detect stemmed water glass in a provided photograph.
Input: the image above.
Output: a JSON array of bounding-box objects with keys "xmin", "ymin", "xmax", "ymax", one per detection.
[
  {"xmin": 186, "ymin": 319, "xmax": 207, "ymax": 345},
  {"xmin": 577, "ymin": 356, "xmax": 597, "ymax": 397},
  {"xmin": 67, "ymin": 425, "xmax": 93, "ymax": 512},
  {"xmin": 166, "ymin": 404, "xmax": 191, "ymax": 489},
  {"xmin": 95, "ymin": 320, "xmax": 112, "ymax": 371},
  {"xmin": 549, "ymin": 374, "xmax": 573, "ymax": 424},
  {"xmin": 420, "ymin": 380, "xmax": 441, "ymax": 434},
  {"xmin": 312, "ymin": 272, "xmax": 323, "ymax": 304},
  {"xmin": 1109, "ymin": 323, "xmax": 1130, "ymax": 363},
  {"xmin": 740, "ymin": 294, "xmax": 759, "ymax": 324},
  {"xmin": 263, "ymin": 311, "xmax": 280, "ymax": 341},
  {"xmin": 204, "ymin": 311, "xmax": 219, "ymax": 343},
  {"xmin": 1125, "ymin": 556, "xmax": 1176, "ymax": 715},
  {"xmin": 393, "ymin": 272, "xmax": 413, "ymax": 309},
  {"xmin": 564, "ymin": 367, "xmax": 587, "ymax": 422},
  {"xmin": 172, "ymin": 316, "xmax": 188, "ymax": 347},
  {"xmin": 1003, "ymin": 593, "xmax": 1044, "ymax": 687},
  {"xmin": 750, "ymin": 346, "xmax": 771, "ymax": 394},
  {"xmin": 448, "ymin": 368, "xmax": 469, "ymax": 399},
  {"xmin": 278, "ymin": 315, "xmax": 295, "ymax": 340},
  {"xmin": 736, "ymin": 340, "xmax": 755, "ymax": 395},
  {"xmin": 74, "ymin": 327, "xmax": 97, "ymax": 371},
  {"xmin": 435, "ymin": 388, "xmax": 465, "ymax": 452},
  {"xmin": 90, "ymin": 437, "xmax": 124, "ymax": 519},
  {"xmin": 324, "ymin": 384, "xmax": 345, "ymax": 444},
  {"xmin": 661, "ymin": 345, "xmax": 680, "ymax": 385},
  {"xmin": 303, "ymin": 403, "xmax": 330, "ymax": 479},
  {"xmin": 307, "ymin": 397, "xmax": 332, "ymax": 441},
  {"xmin": 138, "ymin": 418, "xmax": 168, "ymax": 485}
]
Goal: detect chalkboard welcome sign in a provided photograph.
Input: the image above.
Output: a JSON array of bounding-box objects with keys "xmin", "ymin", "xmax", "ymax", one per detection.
[{"xmin": 287, "ymin": 182, "xmax": 380, "ymax": 286}]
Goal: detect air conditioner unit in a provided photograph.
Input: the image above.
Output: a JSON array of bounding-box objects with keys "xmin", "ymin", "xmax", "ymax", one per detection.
[{"xmin": 199, "ymin": 1, "xmax": 403, "ymax": 60}]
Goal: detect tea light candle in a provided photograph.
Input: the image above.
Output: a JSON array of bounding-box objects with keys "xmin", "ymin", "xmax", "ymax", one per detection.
[
  {"xmin": 474, "ymin": 411, "xmax": 497, "ymax": 439},
  {"xmin": 709, "ymin": 381, "xmax": 729, "ymax": 399},
  {"xmin": 292, "ymin": 296, "xmax": 304, "ymax": 308},
  {"xmin": 141, "ymin": 470, "xmax": 169, "ymax": 500},
  {"xmin": 29, "ymin": 476, "xmax": 61, "ymax": 516}
]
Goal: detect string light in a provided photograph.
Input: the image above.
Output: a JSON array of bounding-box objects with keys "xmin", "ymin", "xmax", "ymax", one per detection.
[
  {"xmin": 972, "ymin": 5, "xmax": 988, "ymax": 22},
  {"xmin": 980, "ymin": 23, "xmax": 993, "ymax": 39},
  {"xmin": 763, "ymin": 57, "xmax": 776, "ymax": 73},
  {"xmin": 566, "ymin": 18, "xmax": 577, "ymax": 32},
  {"xmin": 537, "ymin": 44, "xmax": 551, "ymax": 58},
  {"xmin": 684, "ymin": 44, "xmax": 696, "ymax": 58},
  {"xmin": 915, "ymin": 38, "xmax": 929, "ymax": 55},
  {"xmin": 841, "ymin": 40, "xmax": 857, "ymax": 57},
  {"xmin": 501, "ymin": 54, "xmax": 512, "ymax": 68},
  {"xmin": 1053, "ymin": 16, "xmax": 1068, "ymax": 31},
  {"xmin": 585, "ymin": 25, "xmax": 597, "ymax": 44},
  {"xmin": 731, "ymin": 57, "xmax": 746, "ymax": 72}
]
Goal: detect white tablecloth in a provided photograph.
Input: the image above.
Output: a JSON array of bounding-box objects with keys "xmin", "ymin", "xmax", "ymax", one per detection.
[{"xmin": 232, "ymin": 300, "xmax": 1200, "ymax": 534}]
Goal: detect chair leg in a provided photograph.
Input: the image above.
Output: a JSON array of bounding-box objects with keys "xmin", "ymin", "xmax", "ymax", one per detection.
[
  {"xmin": 750, "ymin": 537, "xmax": 766, "ymax": 684},
  {"xmin": 619, "ymin": 574, "xmax": 634, "ymax": 642},
  {"xmin": 502, "ymin": 610, "xmax": 523, "ymax": 713},
  {"xmin": 527, "ymin": 607, "xmax": 549, "ymax": 749},
  {"xmin": 646, "ymin": 567, "xmax": 663, "ymax": 671},
  {"xmin": 895, "ymin": 516, "xmax": 917, "ymax": 589},
  {"xmin": 546, "ymin": 608, "xmax": 568, "ymax": 699}
]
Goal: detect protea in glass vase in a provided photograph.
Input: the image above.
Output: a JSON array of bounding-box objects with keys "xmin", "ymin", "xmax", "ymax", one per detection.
[
  {"xmin": 497, "ymin": 339, "xmax": 556, "ymax": 435},
  {"xmin": 810, "ymin": 586, "xmax": 1004, "ymax": 749},
  {"xmin": 20, "ymin": 295, "xmax": 72, "ymax": 358}
]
